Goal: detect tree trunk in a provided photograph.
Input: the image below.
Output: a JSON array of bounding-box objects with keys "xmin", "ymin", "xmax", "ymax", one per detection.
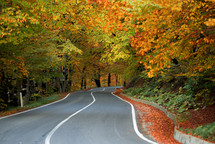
[
  {"xmin": 115, "ymin": 74, "xmax": 118, "ymax": 86},
  {"xmin": 46, "ymin": 82, "xmax": 49, "ymax": 94},
  {"xmin": 95, "ymin": 79, "xmax": 101, "ymax": 87},
  {"xmin": 32, "ymin": 80, "xmax": 37, "ymax": 94},
  {"xmin": 16, "ymin": 78, "xmax": 22, "ymax": 106},
  {"xmin": 38, "ymin": 82, "xmax": 42, "ymax": 94},
  {"xmin": 57, "ymin": 68, "xmax": 62, "ymax": 93},
  {"xmin": 81, "ymin": 77, "xmax": 84, "ymax": 90},
  {"xmin": 0, "ymin": 72, "xmax": 8, "ymax": 105},
  {"xmin": 123, "ymin": 81, "xmax": 126, "ymax": 87},
  {"xmin": 25, "ymin": 77, "xmax": 30, "ymax": 104},
  {"xmin": 81, "ymin": 76, "xmax": 87, "ymax": 89},
  {"xmin": 94, "ymin": 68, "xmax": 101, "ymax": 87},
  {"xmin": 42, "ymin": 82, "xmax": 46, "ymax": 95},
  {"xmin": 52, "ymin": 79, "xmax": 57, "ymax": 93},
  {"xmin": 68, "ymin": 65, "xmax": 75, "ymax": 91},
  {"xmin": 62, "ymin": 65, "xmax": 68, "ymax": 92},
  {"xmin": 108, "ymin": 73, "xmax": 111, "ymax": 87},
  {"xmin": 81, "ymin": 67, "xmax": 86, "ymax": 89}
]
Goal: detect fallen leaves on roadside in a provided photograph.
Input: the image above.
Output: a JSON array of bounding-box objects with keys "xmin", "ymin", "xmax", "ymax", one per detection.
[
  {"xmin": 114, "ymin": 88, "xmax": 181, "ymax": 144},
  {"xmin": 177, "ymin": 105, "xmax": 215, "ymax": 129}
]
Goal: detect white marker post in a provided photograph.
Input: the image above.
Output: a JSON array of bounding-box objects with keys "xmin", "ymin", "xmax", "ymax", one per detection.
[{"xmin": 20, "ymin": 92, "xmax": 23, "ymax": 107}]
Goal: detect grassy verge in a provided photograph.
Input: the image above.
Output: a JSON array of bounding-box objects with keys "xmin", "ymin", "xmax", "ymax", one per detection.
[
  {"xmin": 180, "ymin": 122, "xmax": 215, "ymax": 142},
  {"xmin": 123, "ymin": 87, "xmax": 198, "ymax": 114},
  {"xmin": 0, "ymin": 93, "xmax": 68, "ymax": 118}
]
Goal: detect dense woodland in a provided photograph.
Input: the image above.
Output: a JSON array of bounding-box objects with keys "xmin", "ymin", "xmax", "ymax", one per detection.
[{"xmin": 0, "ymin": 0, "xmax": 214, "ymax": 110}]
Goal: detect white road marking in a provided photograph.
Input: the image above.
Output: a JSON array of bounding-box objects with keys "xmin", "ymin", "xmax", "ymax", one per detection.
[
  {"xmin": 0, "ymin": 93, "xmax": 72, "ymax": 120},
  {"xmin": 112, "ymin": 92, "xmax": 157, "ymax": 144},
  {"xmin": 45, "ymin": 92, "xmax": 96, "ymax": 144}
]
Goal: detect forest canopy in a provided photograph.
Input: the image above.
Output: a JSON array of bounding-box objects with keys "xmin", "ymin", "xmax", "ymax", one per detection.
[{"xmin": 0, "ymin": 0, "xmax": 214, "ymax": 109}]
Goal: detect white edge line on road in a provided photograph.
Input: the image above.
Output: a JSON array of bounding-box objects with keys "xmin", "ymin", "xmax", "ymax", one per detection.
[
  {"xmin": 111, "ymin": 92, "xmax": 157, "ymax": 144},
  {"xmin": 45, "ymin": 92, "xmax": 96, "ymax": 144},
  {"xmin": 0, "ymin": 93, "xmax": 72, "ymax": 120}
]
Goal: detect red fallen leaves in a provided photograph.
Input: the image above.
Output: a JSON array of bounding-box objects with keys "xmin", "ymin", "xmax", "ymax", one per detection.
[
  {"xmin": 114, "ymin": 88, "xmax": 181, "ymax": 144},
  {"xmin": 0, "ymin": 108, "xmax": 30, "ymax": 118},
  {"xmin": 178, "ymin": 104, "xmax": 215, "ymax": 129},
  {"xmin": 176, "ymin": 104, "xmax": 215, "ymax": 143}
]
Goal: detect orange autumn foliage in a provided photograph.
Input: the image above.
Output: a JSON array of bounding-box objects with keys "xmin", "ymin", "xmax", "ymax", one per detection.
[
  {"xmin": 83, "ymin": 0, "xmax": 215, "ymax": 78},
  {"xmin": 129, "ymin": 0, "xmax": 215, "ymax": 77}
]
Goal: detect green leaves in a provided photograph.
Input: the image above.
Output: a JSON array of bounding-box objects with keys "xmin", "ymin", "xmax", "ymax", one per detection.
[
  {"xmin": 59, "ymin": 39, "xmax": 83, "ymax": 55},
  {"xmin": 181, "ymin": 122, "xmax": 215, "ymax": 141}
]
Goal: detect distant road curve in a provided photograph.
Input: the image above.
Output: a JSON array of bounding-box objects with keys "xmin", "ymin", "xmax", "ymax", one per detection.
[{"xmin": 0, "ymin": 87, "xmax": 157, "ymax": 144}]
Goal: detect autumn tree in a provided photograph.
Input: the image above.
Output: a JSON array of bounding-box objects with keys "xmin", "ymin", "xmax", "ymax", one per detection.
[
  {"xmin": 0, "ymin": 0, "xmax": 83, "ymax": 106},
  {"xmin": 129, "ymin": 0, "xmax": 215, "ymax": 78}
]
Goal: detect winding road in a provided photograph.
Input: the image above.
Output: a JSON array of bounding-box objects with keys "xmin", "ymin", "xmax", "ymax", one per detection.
[{"xmin": 0, "ymin": 87, "xmax": 157, "ymax": 144}]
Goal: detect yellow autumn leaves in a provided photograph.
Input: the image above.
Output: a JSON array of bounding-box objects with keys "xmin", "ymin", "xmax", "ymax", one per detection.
[{"xmin": 205, "ymin": 18, "xmax": 215, "ymax": 27}]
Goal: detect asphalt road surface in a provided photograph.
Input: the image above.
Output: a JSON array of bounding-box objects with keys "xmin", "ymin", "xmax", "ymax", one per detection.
[{"xmin": 0, "ymin": 87, "xmax": 157, "ymax": 144}]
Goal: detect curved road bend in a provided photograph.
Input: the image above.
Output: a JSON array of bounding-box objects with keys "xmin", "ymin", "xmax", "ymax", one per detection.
[{"xmin": 0, "ymin": 87, "xmax": 157, "ymax": 144}]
